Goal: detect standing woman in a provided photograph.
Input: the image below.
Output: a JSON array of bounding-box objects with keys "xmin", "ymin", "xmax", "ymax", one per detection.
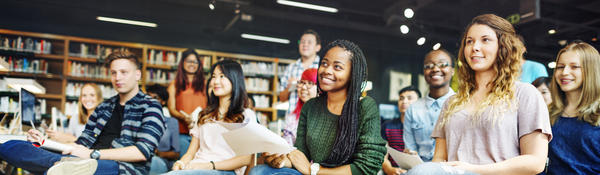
[
  {"xmin": 167, "ymin": 49, "xmax": 208, "ymax": 157},
  {"xmin": 250, "ymin": 40, "xmax": 386, "ymax": 175},
  {"xmin": 408, "ymin": 14, "xmax": 552, "ymax": 175},
  {"xmin": 46, "ymin": 83, "xmax": 103, "ymax": 143},
  {"xmin": 282, "ymin": 68, "xmax": 318, "ymax": 145},
  {"xmin": 166, "ymin": 60, "xmax": 255, "ymax": 175},
  {"xmin": 547, "ymin": 41, "xmax": 600, "ymax": 174}
]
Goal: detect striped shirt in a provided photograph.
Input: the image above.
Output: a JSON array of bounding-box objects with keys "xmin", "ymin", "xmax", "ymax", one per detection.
[
  {"xmin": 278, "ymin": 57, "xmax": 320, "ymax": 114},
  {"xmin": 381, "ymin": 118, "xmax": 404, "ymax": 167},
  {"xmin": 76, "ymin": 91, "xmax": 165, "ymax": 175}
]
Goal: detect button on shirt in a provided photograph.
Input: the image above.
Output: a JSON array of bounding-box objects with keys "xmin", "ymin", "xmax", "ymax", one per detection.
[
  {"xmin": 403, "ymin": 89, "xmax": 455, "ymax": 161},
  {"xmin": 278, "ymin": 57, "xmax": 320, "ymax": 114}
]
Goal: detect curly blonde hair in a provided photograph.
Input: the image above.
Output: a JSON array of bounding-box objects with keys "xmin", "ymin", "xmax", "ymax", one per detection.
[
  {"xmin": 549, "ymin": 41, "xmax": 600, "ymax": 126},
  {"xmin": 439, "ymin": 14, "xmax": 525, "ymax": 127}
]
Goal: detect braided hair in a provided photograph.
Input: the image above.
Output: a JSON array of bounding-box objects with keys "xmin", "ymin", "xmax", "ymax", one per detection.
[{"xmin": 318, "ymin": 40, "xmax": 368, "ymax": 167}]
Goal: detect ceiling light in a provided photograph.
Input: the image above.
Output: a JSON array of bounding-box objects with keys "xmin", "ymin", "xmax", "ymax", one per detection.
[
  {"xmin": 400, "ymin": 25, "xmax": 409, "ymax": 34},
  {"xmin": 404, "ymin": 8, "xmax": 414, "ymax": 18},
  {"xmin": 433, "ymin": 43, "xmax": 441, "ymax": 50},
  {"xmin": 548, "ymin": 61, "xmax": 556, "ymax": 69},
  {"xmin": 277, "ymin": 0, "xmax": 338, "ymax": 13},
  {"xmin": 558, "ymin": 40, "xmax": 567, "ymax": 46},
  {"xmin": 96, "ymin": 16, "xmax": 157, "ymax": 27},
  {"xmin": 209, "ymin": 0, "xmax": 216, "ymax": 10},
  {"xmin": 241, "ymin": 34, "xmax": 290, "ymax": 44},
  {"xmin": 417, "ymin": 37, "xmax": 426, "ymax": 45},
  {"xmin": 548, "ymin": 29, "xmax": 556, "ymax": 35}
]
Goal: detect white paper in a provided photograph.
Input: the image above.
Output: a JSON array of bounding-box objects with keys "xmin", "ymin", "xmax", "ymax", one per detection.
[
  {"xmin": 0, "ymin": 134, "xmax": 73, "ymax": 152},
  {"xmin": 222, "ymin": 122, "xmax": 294, "ymax": 156},
  {"xmin": 387, "ymin": 145, "xmax": 424, "ymax": 169}
]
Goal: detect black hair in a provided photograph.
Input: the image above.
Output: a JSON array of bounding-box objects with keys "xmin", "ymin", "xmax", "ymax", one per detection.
[
  {"xmin": 317, "ymin": 40, "xmax": 367, "ymax": 167},
  {"xmin": 399, "ymin": 85, "xmax": 422, "ymax": 98},
  {"xmin": 146, "ymin": 84, "xmax": 169, "ymax": 102},
  {"xmin": 199, "ymin": 59, "xmax": 248, "ymax": 124},
  {"xmin": 531, "ymin": 76, "xmax": 551, "ymax": 88},
  {"xmin": 175, "ymin": 49, "xmax": 205, "ymax": 94}
]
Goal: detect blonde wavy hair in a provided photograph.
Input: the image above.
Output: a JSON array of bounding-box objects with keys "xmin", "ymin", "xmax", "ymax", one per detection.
[
  {"xmin": 439, "ymin": 14, "xmax": 524, "ymax": 127},
  {"xmin": 549, "ymin": 41, "xmax": 600, "ymax": 126}
]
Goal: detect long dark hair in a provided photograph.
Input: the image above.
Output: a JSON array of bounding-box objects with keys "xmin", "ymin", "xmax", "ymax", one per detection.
[
  {"xmin": 318, "ymin": 40, "xmax": 368, "ymax": 167},
  {"xmin": 198, "ymin": 60, "xmax": 248, "ymax": 124},
  {"xmin": 175, "ymin": 49, "xmax": 205, "ymax": 95}
]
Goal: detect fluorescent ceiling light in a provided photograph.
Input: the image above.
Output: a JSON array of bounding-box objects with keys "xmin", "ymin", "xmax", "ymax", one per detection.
[
  {"xmin": 96, "ymin": 16, "xmax": 157, "ymax": 28},
  {"xmin": 241, "ymin": 34, "xmax": 290, "ymax": 44},
  {"xmin": 277, "ymin": 0, "xmax": 338, "ymax": 13}
]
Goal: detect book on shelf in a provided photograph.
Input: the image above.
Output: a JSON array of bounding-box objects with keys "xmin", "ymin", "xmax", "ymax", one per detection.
[
  {"xmin": 148, "ymin": 49, "xmax": 180, "ymax": 66},
  {"xmin": 251, "ymin": 95, "xmax": 270, "ymax": 108},
  {"xmin": 240, "ymin": 61, "xmax": 275, "ymax": 76},
  {"xmin": 245, "ymin": 77, "xmax": 270, "ymax": 92},
  {"xmin": 0, "ymin": 36, "xmax": 52, "ymax": 54},
  {"xmin": 69, "ymin": 43, "xmax": 132, "ymax": 60},
  {"xmin": 67, "ymin": 61, "xmax": 109, "ymax": 79},
  {"xmin": 146, "ymin": 69, "xmax": 175, "ymax": 84},
  {"xmin": 1, "ymin": 56, "xmax": 49, "ymax": 73}
]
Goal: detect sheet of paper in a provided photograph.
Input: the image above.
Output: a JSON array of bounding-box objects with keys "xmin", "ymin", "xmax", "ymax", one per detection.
[
  {"xmin": 0, "ymin": 134, "xmax": 72, "ymax": 152},
  {"xmin": 222, "ymin": 122, "xmax": 294, "ymax": 156},
  {"xmin": 387, "ymin": 145, "xmax": 424, "ymax": 169}
]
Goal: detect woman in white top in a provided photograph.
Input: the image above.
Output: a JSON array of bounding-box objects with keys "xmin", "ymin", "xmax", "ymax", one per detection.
[
  {"xmin": 46, "ymin": 83, "xmax": 102, "ymax": 143},
  {"xmin": 167, "ymin": 60, "xmax": 255, "ymax": 175}
]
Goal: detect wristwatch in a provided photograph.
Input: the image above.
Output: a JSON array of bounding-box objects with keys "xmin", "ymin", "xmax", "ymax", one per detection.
[
  {"xmin": 90, "ymin": 149, "xmax": 101, "ymax": 160},
  {"xmin": 310, "ymin": 163, "xmax": 320, "ymax": 175}
]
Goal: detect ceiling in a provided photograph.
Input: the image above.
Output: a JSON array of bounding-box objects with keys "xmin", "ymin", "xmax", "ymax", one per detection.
[{"xmin": 1, "ymin": 0, "xmax": 599, "ymax": 64}]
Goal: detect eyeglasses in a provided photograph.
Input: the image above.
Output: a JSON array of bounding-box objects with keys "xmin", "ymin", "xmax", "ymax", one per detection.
[
  {"xmin": 297, "ymin": 80, "xmax": 315, "ymax": 88},
  {"xmin": 185, "ymin": 60, "xmax": 199, "ymax": 64},
  {"xmin": 423, "ymin": 62, "xmax": 450, "ymax": 70}
]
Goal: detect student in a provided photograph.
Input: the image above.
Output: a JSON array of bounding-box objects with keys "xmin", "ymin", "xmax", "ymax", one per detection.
[
  {"xmin": 531, "ymin": 76, "xmax": 552, "ymax": 106},
  {"xmin": 0, "ymin": 51, "xmax": 165, "ymax": 175},
  {"xmin": 166, "ymin": 60, "xmax": 256, "ymax": 175},
  {"xmin": 250, "ymin": 40, "xmax": 386, "ymax": 175},
  {"xmin": 546, "ymin": 41, "xmax": 600, "ymax": 174},
  {"xmin": 47, "ymin": 83, "xmax": 103, "ymax": 143},
  {"xmin": 518, "ymin": 35, "xmax": 549, "ymax": 83},
  {"xmin": 381, "ymin": 85, "xmax": 421, "ymax": 175},
  {"xmin": 146, "ymin": 85, "xmax": 180, "ymax": 175},
  {"xmin": 167, "ymin": 49, "xmax": 208, "ymax": 158},
  {"xmin": 282, "ymin": 68, "xmax": 318, "ymax": 145},
  {"xmin": 403, "ymin": 49, "xmax": 455, "ymax": 163},
  {"xmin": 408, "ymin": 14, "xmax": 552, "ymax": 175},
  {"xmin": 279, "ymin": 29, "xmax": 321, "ymax": 114}
]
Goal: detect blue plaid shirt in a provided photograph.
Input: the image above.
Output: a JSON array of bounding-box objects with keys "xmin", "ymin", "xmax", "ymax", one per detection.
[
  {"xmin": 278, "ymin": 57, "xmax": 320, "ymax": 114},
  {"xmin": 76, "ymin": 91, "xmax": 165, "ymax": 175}
]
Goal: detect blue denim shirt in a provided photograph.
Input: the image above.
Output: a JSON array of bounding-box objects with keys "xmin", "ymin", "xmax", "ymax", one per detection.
[{"xmin": 403, "ymin": 89, "xmax": 454, "ymax": 161}]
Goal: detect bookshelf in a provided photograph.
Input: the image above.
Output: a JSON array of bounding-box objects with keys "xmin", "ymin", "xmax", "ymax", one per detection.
[{"xmin": 0, "ymin": 29, "xmax": 290, "ymax": 123}]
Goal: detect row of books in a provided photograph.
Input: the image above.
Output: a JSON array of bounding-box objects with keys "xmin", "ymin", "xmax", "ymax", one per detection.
[
  {"xmin": 0, "ymin": 36, "xmax": 52, "ymax": 54},
  {"xmin": 67, "ymin": 61, "xmax": 109, "ymax": 79},
  {"xmin": 1, "ymin": 56, "xmax": 49, "ymax": 73},
  {"xmin": 241, "ymin": 61, "xmax": 276, "ymax": 76},
  {"xmin": 251, "ymin": 94, "xmax": 270, "ymax": 108},
  {"xmin": 69, "ymin": 43, "xmax": 132, "ymax": 59},
  {"xmin": 0, "ymin": 96, "xmax": 46, "ymax": 114},
  {"xmin": 65, "ymin": 83, "xmax": 116, "ymax": 99},
  {"xmin": 147, "ymin": 49, "xmax": 181, "ymax": 66},
  {"xmin": 146, "ymin": 68, "xmax": 176, "ymax": 84},
  {"xmin": 245, "ymin": 77, "xmax": 271, "ymax": 92}
]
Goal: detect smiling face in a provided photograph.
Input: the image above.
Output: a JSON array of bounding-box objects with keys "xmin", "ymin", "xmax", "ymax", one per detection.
[
  {"xmin": 464, "ymin": 24, "xmax": 499, "ymax": 74},
  {"xmin": 424, "ymin": 51, "xmax": 454, "ymax": 89},
  {"xmin": 80, "ymin": 85, "xmax": 100, "ymax": 111},
  {"xmin": 318, "ymin": 46, "xmax": 352, "ymax": 93},
  {"xmin": 554, "ymin": 51, "xmax": 583, "ymax": 95},
  {"xmin": 183, "ymin": 54, "xmax": 200, "ymax": 74},
  {"xmin": 210, "ymin": 66, "xmax": 233, "ymax": 98},
  {"xmin": 110, "ymin": 59, "xmax": 141, "ymax": 95},
  {"xmin": 297, "ymin": 80, "xmax": 317, "ymax": 102}
]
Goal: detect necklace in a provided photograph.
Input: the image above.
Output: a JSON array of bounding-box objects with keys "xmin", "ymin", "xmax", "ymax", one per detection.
[{"xmin": 563, "ymin": 110, "xmax": 578, "ymax": 117}]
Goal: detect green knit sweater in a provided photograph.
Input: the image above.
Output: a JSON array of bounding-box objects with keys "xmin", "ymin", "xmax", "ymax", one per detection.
[{"xmin": 294, "ymin": 96, "xmax": 386, "ymax": 175}]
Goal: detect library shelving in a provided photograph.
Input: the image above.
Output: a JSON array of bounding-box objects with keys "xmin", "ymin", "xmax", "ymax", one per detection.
[{"xmin": 0, "ymin": 28, "xmax": 291, "ymax": 123}]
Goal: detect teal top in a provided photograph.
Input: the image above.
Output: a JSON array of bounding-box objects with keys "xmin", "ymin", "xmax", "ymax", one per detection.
[{"xmin": 294, "ymin": 96, "xmax": 386, "ymax": 175}]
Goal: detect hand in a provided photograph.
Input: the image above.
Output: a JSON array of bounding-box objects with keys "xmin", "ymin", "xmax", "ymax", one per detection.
[
  {"xmin": 46, "ymin": 129, "xmax": 71, "ymax": 142},
  {"xmin": 383, "ymin": 167, "xmax": 407, "ymax": 175},
  {"xmin": 403, "ymin": 148, "xmax": 418, "ymax": 155},
  {"xmin": 62, "ymin": 144, "xmax": 92, "ymax": 158},
  {"xmin": 263, "ymin": 152, "xmax": 288, "ymax": 169},
  {"xmin": 26, "ymin": 129, "xmax": 44, "ymax": 143},
  {"xmin": 186, "ymin": 162, "xmax": 211, "ymax": 170},
  {"xmin": 287, "ymin": 150, "xmax": 310, "ymax": 175},
  {"xmin": 443, "ymin": 161, "xmax": 479, "ymax": 173},
  {"xmin": 172, "ymin": 160, "xmax": 186, "ymax": 170}
]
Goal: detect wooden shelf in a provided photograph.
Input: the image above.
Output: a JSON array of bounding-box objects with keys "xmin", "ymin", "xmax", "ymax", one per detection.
[
  {"xmin": 247, "ymin": 91, "xmax": 272, "ymax": 95},
  {"xmin": 146, "ymin": 64, "xmax": 176, "ymax": 70},
  {"xmin": 67, "ymin": 76, "xmax": 111, "ymax": 83},
  {"xmin": 145, "ymin": 82, "xmax": 170, "ymax": 87},
  {"xmin": 69, "ymin": 56, "xmax": 99, "ymax": 63},
  {"xmin": 0, "ymin": 91, "xmax": 62, "ymax": 100},
  {"xmin": 0, "ymin": 71, "xmax": 62, "ymax": 79},
  {"xmin": 255, "ymin": 107, "xmax": 274, "ymax": 112},
  {"xmin": 35, "ymin": 54, "xmax": 64, "ymax": 60}
]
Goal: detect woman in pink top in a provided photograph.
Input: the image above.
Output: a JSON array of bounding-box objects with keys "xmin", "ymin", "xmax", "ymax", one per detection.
[
  {"xmin": 167, "ymin": 60, "xmax": 255, "ymax": 175},
  {"xmin": 407, "ymin": 14, "xmax": 552, "ymax": 175}
]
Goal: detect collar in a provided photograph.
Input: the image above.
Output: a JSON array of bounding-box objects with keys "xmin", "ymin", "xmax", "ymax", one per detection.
[{"xmin": 425, "ymin": 88, "xmax": 455, "ymax": 108}]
